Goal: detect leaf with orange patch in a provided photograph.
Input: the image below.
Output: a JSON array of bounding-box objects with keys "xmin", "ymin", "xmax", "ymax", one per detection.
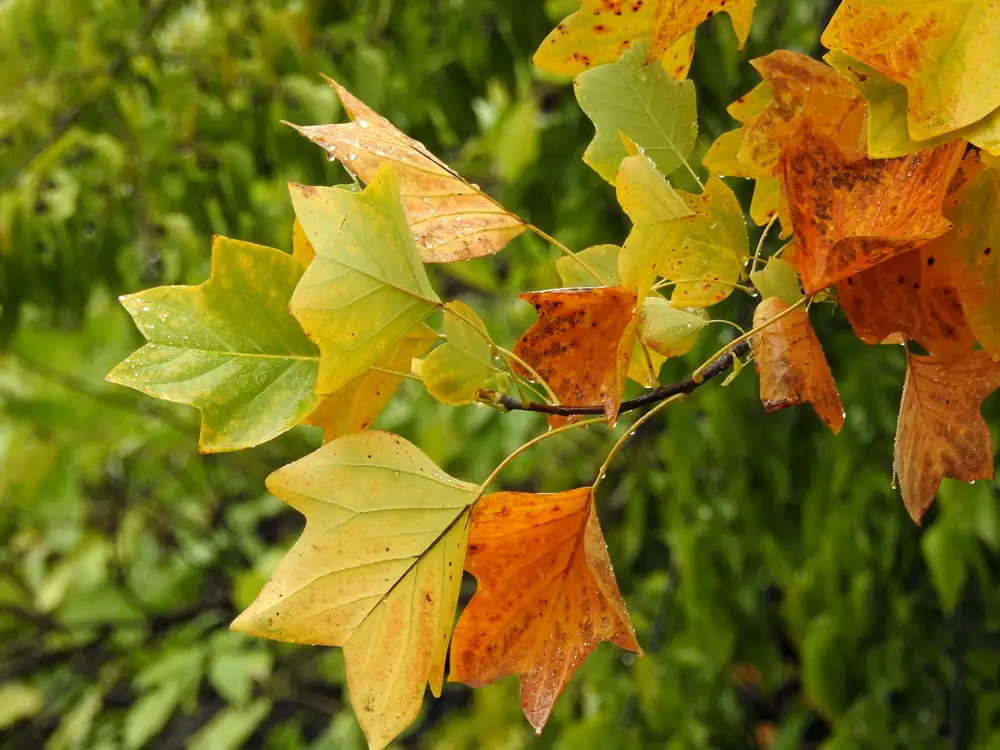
[
  {"xmin": 449, "ymin": 488, "xmax": 641, "ymax": 733},
  {"xmin": 512, "ymin": 287, "xmax": 638, "ymax": 426},
  {"xmin": 838, "ymin": 249, "xmax": 974, "ymax": 357},
  {"xmin": 753, "ymin": 297, "xmax": 844, "ymax": 434},
  {"xmin": 292, "ymin": 218, "xmax": 315, "ymax": 266},
  {"xmin": 822, "ymin": 0, "xmax": 1000, "ymax": 140},
  {"xmin": 781, "ymin": 126, "xmax": 964, "ymax": 293},
  {"xmin": 289, "ymin": 77, "xmax": 525, "ymax": 262},
  {"xmin": 894, "ymin": 349, "xmax": 1000, "ymax": 523},
  {"xmin": 650, "ymin": 0, "xmax": 756, "ymax": 59}
]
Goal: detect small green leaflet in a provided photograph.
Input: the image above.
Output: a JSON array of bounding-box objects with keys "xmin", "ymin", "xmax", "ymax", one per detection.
[
  {"xmin": 556, "ymin": 244, "xmax": 622, "ymax": 287},
  {"xmin": 750, "ymin": 258, "xmax": 803, "ymax": 307},
  {"xmin": 107, "ymin": 237, "xmax": 320, "ymax": 453},
  {"xmin": 575, "ymin": 41, "xmax": 697, "ymax": 184},
  {"xmin": 638, "ymin": 297, "xmax": 708, "ymax": 357},
  {"xmin": 423, "ymin": 301, "xmax": 494, "ymax": 405},
  {"xmin": 289, "ymin": 164, "xmax": 442, "ymax": 394}
]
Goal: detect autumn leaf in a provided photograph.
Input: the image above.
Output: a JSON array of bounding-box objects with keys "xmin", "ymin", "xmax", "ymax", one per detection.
[
  {"xmin": 618, "ymin": 154, "xmax": 748, "ymax": 305},
  {"xmin": 781, "ymin": 126, "xmax": 964, "ymax": 294},
  {"xmin": 574, "ymin": 41, "xmax": 697, "ymax": 184},
  {"xmin": 753, "ymin": 297, "xmax": 844, "ymax": 434},
  {"xmin": 304, "ymin": 325, "xmax": 437, "ymax": 443},
  {"xmin": 702, "ymin": 127, "xmax": 786, "ymax": 230},
  {"xmin": 825, "ymin": 51, "xmax": 1000, "ymax": 158},
  {"xmin": 107, "ymin": 237, "xmax": 319, "ymax": 453},
  {"xmin": 749, "ymin": 257, "xmax": 803, "ymax": 307},
  {"xmin": 894, "ymin": 350, "xmax": 1000, "ymax": 523},
  {"xmin": 289, "ymin": 165, "xmax": 441, "ymax": 394},
  {"xmin": 822, "ymin": 0, "xmax": 1000, "ymax": 141},
  {"xmin": 922, "ymin": 163, "xmax": 1000, "ymax": 359},
  {"xmin": 650, "ymin": 0, "xmax": 756, "ymax": 59},
  {"xmin": 292, "ymin": 218, "xmax": 315, "ymax": 266},
  {"xmin": 449, "ymin": 488, "xmax": 640, "ymax": 733},
  {"xmin": 290, "ymin": 77, "xmax": 524, "ymax": 262},
  {"xmin": 231, "ymin": 432, "xmax": 478, "ymax": 750},
  {"xmin": 638, "ymin": 296, "xmax": 708, "ymax": 358},
  {"xmin": 838, "ymin": 249, "xmax": 974, "ymax": 357},
  {"xmin": 513, "ymin": 287, "xmax": 638, "ymax": 426},
  {"xmin": 423, "ymin": 301, "xmax": 494, "ymax": 405},
  {"xmin": 556, "ymin": 244, "xmax": 621, "ymax": 288}
]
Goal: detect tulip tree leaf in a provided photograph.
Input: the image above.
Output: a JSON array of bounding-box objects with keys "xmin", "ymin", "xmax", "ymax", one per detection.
[{"xmin": 423, "ymin": 301, "xmax": 494, "ymax": 405}]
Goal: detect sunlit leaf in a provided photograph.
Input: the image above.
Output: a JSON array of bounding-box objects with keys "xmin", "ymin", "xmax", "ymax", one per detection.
[
  {"xmin": 556, "ymin": 244, "xmax": 622, "ymax": 287},
  {"xmin": 781, "ymin": 125, "xmax": 964, "ymax": 293},
  {"xmin": 513, "ymin": 287, "xmax": 638, "ymax": 426},
  {"xmin": 423, "ymin": 301, "xmax": 494, "ymax": 405},
  {"xmin": 638, "ymin": 296, "xmax": 707, "ymax": 357},
  {"xmin": 291, "ymin": 77, "xmax": 525, "ymax": 262},
  {"xmin": 289, "ymin": 165, "xmax": 441, "ymax": 394},
  {"xmin": 749, "ymin": 258, "xmax": 802, "ymax": 307},
  {"xmin": 107, "ymin": 237, "xmax": 320, "ymax": 453},
  {"xmin": 822, "ymin": 0, "xmax": 1000, "ymax": 140},
  {"xmin": 894, "ymin": 350, "xmax": 1000, "ymax": 523},
  {"xmin": 574, "ymin": 41, "xmax": 697, "ymax": 184},
  {"xmin": 753, "ymin": 297, "xmax": 844, "ymax": 434},
  {"xmin": 304, "ymin": 325, "xmax": 437, "ymax": 443},
  {"xmin": 450, "ymin": 488, "xmax": 641, "ymax": 733},
  {"xmin": 231, "ymin": 432, "xmax": 478, "ymax": 750}
]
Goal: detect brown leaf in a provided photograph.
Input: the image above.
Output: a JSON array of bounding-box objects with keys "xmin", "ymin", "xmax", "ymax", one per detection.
[
  {"xmin": 449, "ymin": 488, "xmax": 640, "ymax": 733},
  {"xmin": 781, "ymin": 126, "xmax": 964, "ymax": 293},
  {"xmin": 894, "ymin": 349, "xmax": 1000, "ymax": 523},
  {"xmin": 838, "ymin": 249, "xmax": 974, "ymax": 357},
  {"xmin": 753, "ymin": 297, "xmax": 844, "ymax": 433},
  {"xmin": 513, "ymin": 287, "xmax": 638, "ymax": 426},
  {"xmin": 290, "ymin": 77, "xmax": 525, "ymax": 262}
]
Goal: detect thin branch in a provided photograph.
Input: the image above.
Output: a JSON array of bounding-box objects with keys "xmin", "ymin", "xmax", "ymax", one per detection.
[{"xmin": 497, "ymin": 339, "xmax": 751, "ymax": 417}]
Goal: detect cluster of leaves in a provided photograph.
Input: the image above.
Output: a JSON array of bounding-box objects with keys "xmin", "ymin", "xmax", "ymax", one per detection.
[{"xmin": 101, "ymin": 0, "xmax": 1000, "ymax": 748}]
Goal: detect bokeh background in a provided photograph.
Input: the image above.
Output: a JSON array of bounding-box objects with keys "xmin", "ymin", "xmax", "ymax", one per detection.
[{"xmin": 3, "ymin": 1, "xmax": 1000, "ymax": 748}]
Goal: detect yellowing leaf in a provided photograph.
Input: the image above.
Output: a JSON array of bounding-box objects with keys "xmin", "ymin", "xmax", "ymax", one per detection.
[
  {"xmin": 781, "ymin": 125, "xmax": 964, "ymax": 293},
  {"xmin": 574, "ymin": 41, "xmax": 697, "ymax": 184},
  {"xmin": 749, "ymin": 258, "xmax": 803, "ymax": 307},
  {"xmin": 292, "ymin": 218, "xmax": 315, "ymax": 266},
  {"xmin": 618, "ymin": 155, "xmax": 747, "ymax": 306},
  {"xmin": 289, "ymin": 166, "xmax": 441, "ymax": 394},
  {"xmin": 753, "ymin": 297, "xmax": 844, "ymax": 434},
  {"xmin": 423, "ymin": 301, "xmax": 494, "ymax": 405},
  {"xmin": 231, "ymin": 432, "xmax": 478, "ymax": 750},
  {"xmin": 291, "ymin": 77, "xmax": 525, "ymax": 262},
  {"xmin": 304, "ymin": 325, "xmax": 437, "ymax": 443},
  {"xmin": 449, "ymin": 488, "xmax": 640, "ymax": 733},
  {"xmin": 822, "ymin": 0, "xmax": 1000, "ymax": 140},
  {"xmin": 825, "ymin": 51, "xmax": 1000, "ymax": 158},
  {"xmin": 638, "ymin": 296, "xmax": 707, "ymax": 357},
  {"xmin": 107, "ymin": 237, "xmax": 319, "ymax": 453},
  {"xmin": 894, "ymin": 350, "xmax": 1000, "ymax": 523},
  {"xmin": 513, "ymin": 287, "xmax": 638, "ymax": 426},
  {"xmin": 650, "ymin": 0, "xmax": 756, "ymax": 58},
  {"xmin": 556, "ymin": 244, "xmax": 622, "ymax": 287}
]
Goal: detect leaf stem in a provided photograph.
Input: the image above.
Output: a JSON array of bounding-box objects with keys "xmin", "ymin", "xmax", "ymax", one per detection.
[
  {"xmin": 369, "ymin": 366, "xmax": 423, "ymax": 382},
  {"xmin": 650, "ymin": 277, "xmax": 756, "ymax": 295},
  {"xmin": 525, "ymin": 223, "xmax": 607, "ymax": 286},
  {"xmin": 496, "ymin": 345, "xmax": 561, "ymax": 405},
  {"xmin": 750, "ymin": 213, "xmax": 780, "ymax": 276}
]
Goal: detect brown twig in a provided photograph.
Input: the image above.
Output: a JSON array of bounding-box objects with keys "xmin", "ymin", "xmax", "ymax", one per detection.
[{"xmin": 498, "ymin": 339, "xmax": 752, "ymax": 417}]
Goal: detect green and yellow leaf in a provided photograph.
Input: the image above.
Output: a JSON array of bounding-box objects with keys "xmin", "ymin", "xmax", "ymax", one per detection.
[
  {"xmin": 423, "ymin": 301, "xmax": 494, "ymax": 405},
  {"xmin": 638, "ymin": 296, "xmax": 708, "ymax": 358}
]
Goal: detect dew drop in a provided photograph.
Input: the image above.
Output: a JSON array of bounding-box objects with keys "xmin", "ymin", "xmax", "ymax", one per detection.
[
  {"xmin": 348, "ymin": 153, "xmax": 358, "ymax": 161},
  {"xmin": 142, "ymin": 306, "xmax": 150, "ymax": 312},
  {"xmin": 358, "ymin": 119, "xmax": 370, "ymax": 129}
]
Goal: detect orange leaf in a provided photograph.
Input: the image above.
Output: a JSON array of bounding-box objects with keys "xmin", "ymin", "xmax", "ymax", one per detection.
[
  {"xmin": 753, "ymin": 297, "xmax": 844, "ymax": 433},
  {"xmin": 781, "ymin": 126, "xmax": 964, "ymax": 293},
  {"xmin": 449, "ymin": 488, "xmax": 640, "ymax": 733},
  {"xmin": 290, "ymin": 77, "xmax": 525, "ymax": 262},
  {"xmin": 838, "ymin": 249, "xmax": 974, "ymax": 357},
  {"xmin": 651, "ymin": 0, "xmax": 756, "ymax": 59},
  {"xmin": 513, "ymin": 287, "xmax": 638, "ymax": 426},
  {"xmin": 894, "ymin": 349, "xmax": 1000, "ymax": 523}
]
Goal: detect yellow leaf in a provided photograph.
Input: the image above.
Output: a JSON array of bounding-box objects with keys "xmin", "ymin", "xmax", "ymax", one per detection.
[
  {"xmin": 651, "ymin": 0, "xmax": 756, "ymax": 58},
  {"xmin": 423, "ymin": 301, "xmax": 494, "ymax": 405}
]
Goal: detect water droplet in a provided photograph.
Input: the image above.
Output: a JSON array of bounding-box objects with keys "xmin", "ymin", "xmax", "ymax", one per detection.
[
  {"xmin": 142, "ymin": 306, "xmax": 150, "ymax": 312},
  {"xmin": 348, "ymin": 153, "xmax": 358, "ymax": 161},
  {"xmin": 423, "ymin": 240, "xmax": 434, "ymax": 249},
  {"xmin": 358, "ymin": 119, "xmax": 370, "ymax": 129}
]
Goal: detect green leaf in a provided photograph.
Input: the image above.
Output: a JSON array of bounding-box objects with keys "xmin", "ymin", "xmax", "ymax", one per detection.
[
  {"xmin": 750, "ymin": 258, "xmax": 803, "ymax": 307},
  {"xmin": 556, "ymin": 244, "xmax": 622, "ymax": 287},
  {"xmin": 638, "ymin": 297, "xmax": 708, "ymax": 358},
  {"xmin": 208, "ymin": 647, "xmax": 272, "ymax": 707},
  {"xmin": 232, "ymin": 431, "xmax": 479, "ymax": 750},
  {"xmin": 187, "ymin": 699, "xmax": 272, "ymax": 750},
  {"xmin": 107, "ymin": 237, "xmax": 320, "ymax": 453},
  {"xmin": 289, "ymin": 164, "xmax": 442, "ymax": 394},
  {"xmin": 801, "ymin": 614, "xmax": 847, "ymax": 718},
  {"xmin": 123, "ymin": 685, "xmax": 181, "ymax": 750},
  {"xmin": 0, "ymin": 682, "xmax": 42, "ymax": 730},
  {"xmin": 922, "ymin": 518, "xmax": 969, "ymax": 614},
  {"xmin": 575, "ymin": 41, "xmax": 697, "ymax": 184},
  {"xmin": 423, "ymin": 301, "xmax": 494, "ymax": 405}
]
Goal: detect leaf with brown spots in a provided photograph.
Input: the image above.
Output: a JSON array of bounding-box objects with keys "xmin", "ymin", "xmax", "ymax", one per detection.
[
  {"xmin": 894, "ymin": 350, "xmax": 1000, "ymax": 523},
  {"xmin": 512, "ymin": 287, "xmax": 638, "ymax": 426},
  {"xmin": 304, "ymin": 325, "xmax": 438, "ymax": 443},
  {"xmin": 289, "ymin": 77, "xmax": 525, "ymax": 262},
  {"xmin": 781, "ymin": 125, "xmax": 964, "ymax": 294},
  {"xmin": 650, "ymin": 0, "xmax": 756, "ymax": 59},
  {"xmin": 838, "ymin": 249, "xmax": 974, "ymax": 357},
  {"xmin": 753, "ymin": 297, "xmax": 844, "ymax": 434},
  {"xmin": 449, "ymin": 488, "xmax": 641, "ymax": 733},
  {"xmin": 822, "ymin": 0, "xmax": 1000, "ymax": 140},
  {"xmin": 533, "ymin": 0, "xmax": 696, "ymax": 80},
  {"xmin": 231, "ymin": 432, "xmax": 479, "ymax": 750},
  {"xmin": 922, "ymin": 163, "xmax": 1000, "ymax": 359}
]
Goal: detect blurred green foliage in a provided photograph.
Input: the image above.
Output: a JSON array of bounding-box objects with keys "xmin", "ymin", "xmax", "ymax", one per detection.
[{"xmin": 2, "ymin": 1, "xmax": 1000, "ymax": 749}]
